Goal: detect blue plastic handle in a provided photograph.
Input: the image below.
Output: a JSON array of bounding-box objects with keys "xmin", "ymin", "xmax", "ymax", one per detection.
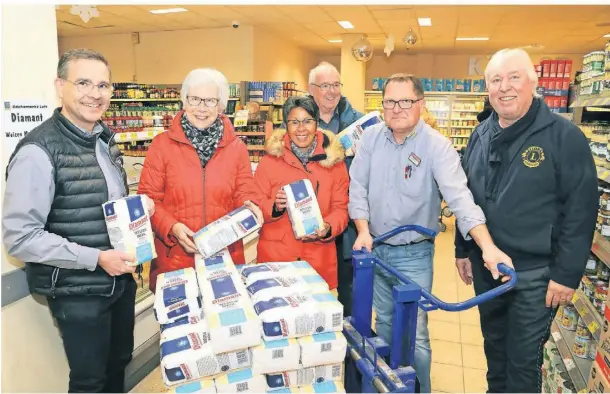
[{"xmin": 360, "ymin": 225, "xmax": 518, "ymax": 312}]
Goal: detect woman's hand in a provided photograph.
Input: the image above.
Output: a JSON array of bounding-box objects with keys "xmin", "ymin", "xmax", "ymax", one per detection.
[
  {"xmin": 299, "ymin": 222, "xmax": 331, "ymax": 242},
  {"xmin": 171, "ymin": 222, "xmax": 198, "ymax": 254},
  {"xmin": 141, "ymin": 194, "xmax": 155, "ymax": 217},
  {"xmin": 244, "ymin": 200, "xmax": 264, "ymax": 224},
  {"xmin": 274, "ymin": 189, "xmax": 288, "ymax": 213}
]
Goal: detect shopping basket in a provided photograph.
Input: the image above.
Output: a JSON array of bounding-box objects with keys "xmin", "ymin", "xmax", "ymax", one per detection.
[{"xmin": 342, "ymin": 224, "xmax": 517, "ymax": 393}]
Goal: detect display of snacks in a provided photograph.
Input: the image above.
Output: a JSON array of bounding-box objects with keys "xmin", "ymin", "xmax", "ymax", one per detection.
[
  {"xmin": 111, "ymin": 83, "xmax": 180, "ymax": 100},
  {"xmin": 576, "ymin": 316, "xmax": 590, "ymax": 338},
  {"xmin": 561, "ymin": 304, "xmax": 578, "ymax": 331}
]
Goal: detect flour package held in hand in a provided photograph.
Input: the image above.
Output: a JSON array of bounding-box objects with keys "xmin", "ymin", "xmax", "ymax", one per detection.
[
  {"xmin": 297, "ymin": 332, "xmax": 348, "ymax": 368},
  {"xmin": 265, "ymin": 363, "xmax": 344, "ymax": 390},
  {"xmin": 250, "ymin": 337, "xmax": 301, "ymax": 375},
  {"xmin": 214, "ymin": 368, "xmax": 267, "ymax": 393},
  {"xmin": 253, "ymin": 291, "xmax": 343, "ymax": 341},
  {"xmin": 246, "ymin": 274, "xmax": 329, "ymax": 304},
  {"xmin": 336, "ymin": 111, "xmax": 382, "ymax": 156},
  {"xmin": 193, "ymin": 206, "xmax": 261, "ymax": 258},
  {"xmin": 240, "ymin": 261, "xmax": 313, "ymax": 284},
  {"xmin": 154, "ymin": 268, "xmax": 202, "ymax": 325},
  {"xmin": 169, "ymin": 377, "xmax": 216, "ymax": 393},
  {"xmin": 197, "ymin": 263, "xmax": 262, "ymax": 354},
  {"xmin": 283, "ymin": 180, "xmax": 324, "ymax": 238},
  {"xmin": 299, "ymin": 381, "xmax": 346, "ymax": 393},
  {"xmin": 102, "ymin": 195, "xmax": 156, "ymax": 265}
]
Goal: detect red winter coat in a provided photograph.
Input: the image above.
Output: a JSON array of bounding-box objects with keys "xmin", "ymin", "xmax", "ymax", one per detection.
[
  {"xmin": 138, "ymin": 112, "xmax": 259, "ymax": 292},
  {"xmin": 254, "ymin": 128, "xmax": 349, "ymax": 289}
]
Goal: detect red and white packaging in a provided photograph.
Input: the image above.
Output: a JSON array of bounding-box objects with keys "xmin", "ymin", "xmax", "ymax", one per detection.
[
  {"xmin": 560, "ymin": 97, "xmax": 568, "ymax": 109},
  {"xmin": 549, "ymin": 60, "xmax": 558, "ymax": 78},
  {"xmin": 562, "ymin": 79, "xmax": 570, "ymax": 91},
  {"xmin": 557, "ymin": 61, "xmax": 566, "ymax": 78},
  {"xmin": 542, "ymin": 60, "xmax": 551, "ymax": 78},
  {"xmin": 548, "ymin": 79, "xmax": 556, "ymax": 91},
  {"xmin": 564, "ymin": 60, "xmax": 573, "ymax": 78},
  {"xmin": 540, "ymin": 78, "xmax": 549, "ymax": 90}
]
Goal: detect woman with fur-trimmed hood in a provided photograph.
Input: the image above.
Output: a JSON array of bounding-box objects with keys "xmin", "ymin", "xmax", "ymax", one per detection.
[{"xmin": 254, "ymin": 96, "xmax": 349, "ymax": 289}]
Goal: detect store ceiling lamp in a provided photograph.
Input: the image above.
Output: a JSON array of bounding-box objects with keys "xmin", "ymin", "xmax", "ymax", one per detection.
[
  {"xmin": 456, "ymin": 37, "xmax": 489, "ymax": 41},
  {"xmin": 403, "ymin": 28, "xmax": 418, "ymax": 49},
  {"xmin": 328, "ymin": 39, "xmax": 342, "ymax": 43},
  {"xmin": 351, "ymin": 35, "xmax": 374, "ymax": 62},
  {"xmin": 604, "ymin": 34, "xmax": 610, "ymax": 38},
  {"xmin": 418, "ymin": 18, "xmax": 432, "ymax": 27},
  {"xmin": 70, "ymin": 5, "xmax": 99, "ymax": 23},
  {"xmin": 384, "ymin": 34, "xmax": 395, "ymax": 57},
  {"xmin": 338, "ymin": 21, "xmax": 355, "ymax": 29},
  {"xmin": 149, "ymin": 8, "xmax": 188, "ymax": 14}
]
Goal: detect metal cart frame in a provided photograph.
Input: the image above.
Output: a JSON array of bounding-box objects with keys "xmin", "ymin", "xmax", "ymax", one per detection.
[{"xmin": 342, "ymin": 225, "xmax": 517, "ymax": 393}]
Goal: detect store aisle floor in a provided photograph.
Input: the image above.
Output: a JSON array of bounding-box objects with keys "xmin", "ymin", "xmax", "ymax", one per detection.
[{"xmin": 131, "ymin": 216, "xmax": 489, "ymax": 393}]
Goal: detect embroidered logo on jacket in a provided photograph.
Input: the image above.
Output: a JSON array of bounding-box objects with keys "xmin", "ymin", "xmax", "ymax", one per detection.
[{"xmin": 522, "ymin": 146, "xmax": 545, "ymax": 168}]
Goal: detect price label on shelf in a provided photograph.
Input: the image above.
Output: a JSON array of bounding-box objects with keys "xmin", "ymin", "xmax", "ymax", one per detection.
[
  {"xmin": 563, "ymin": 358, "xmax": 576, "ymax": 371},
  {"xmin": 148, "ymin": 131, "xmax": 154, "ymax": 138},
  {"xmin": 588, "ymin": 321, "xmax": 599, "ymax": 333},
  {"xmin": 130, "ymin": 132, "xmax": 138, "ymax": 140},
  {"xmin": 552, "ymin": 331, "xmax": 562, "ymax": 342},
  {"xmin": 117, "ymin": 133, "xmax": 127, "ymax": 141},
  {"xmin": 233, "ymin": 110, "xmax": 249, "ymax": 128}
]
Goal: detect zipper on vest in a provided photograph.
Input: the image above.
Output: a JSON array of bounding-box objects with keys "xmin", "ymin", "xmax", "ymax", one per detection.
[
  {"xmin": 202, "ymin": 167, "xmax": 207, "ymax": 238},
  {"xmin": 50, "ymin": 267, "xmax": 60, "ymax": 298},
  {"xmin": 107, "ymin": 132, "xmax": 127, "ymax": 196}
]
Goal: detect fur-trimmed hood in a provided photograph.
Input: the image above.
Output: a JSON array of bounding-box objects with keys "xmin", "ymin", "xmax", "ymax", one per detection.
[{"xmin": 265, "ymin": 128, "xmax": 345, "ymax": 168}]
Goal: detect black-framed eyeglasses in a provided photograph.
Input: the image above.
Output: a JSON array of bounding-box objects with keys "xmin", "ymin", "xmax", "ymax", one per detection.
[
  {"xmin": 187, "ymin": 95, "xmax": 219, "ymax": 107},
  {"xmin": 382, "ymin": 98, "xmax": 423, "ymax": 110},
  {"xmin": 63, "ymin": 79, "xmax": 113, "ymax": 96},
  {"xmin": 311, "ymin": 82, "xmax": 343, "ymax": 92},
  {"xmin": 286, "ymin": 118, "xmax": 316, "ymax": 128}
]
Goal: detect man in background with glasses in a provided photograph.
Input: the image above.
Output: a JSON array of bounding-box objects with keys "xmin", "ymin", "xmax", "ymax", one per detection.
[
  {"xmin": 308, "ymin": 61, "xmax": 364, "ymax": 316},
  {"xmin": 3, "ymin": 49, "xmax": 147, "ymax": 392},
  {"xmin": 348, "ymin": 73, "xmax": 512, "ymax": 393}
]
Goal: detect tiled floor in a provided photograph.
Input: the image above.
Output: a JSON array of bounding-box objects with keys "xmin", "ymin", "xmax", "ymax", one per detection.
[{"xmin": 132, "ymin": 216, "xmax": 489, "ymax": 393}]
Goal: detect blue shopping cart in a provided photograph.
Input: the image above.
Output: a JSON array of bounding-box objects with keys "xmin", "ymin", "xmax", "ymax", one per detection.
[{"xmin": 342, "ymin": 225, "xmax": 517, "ymax": 393}]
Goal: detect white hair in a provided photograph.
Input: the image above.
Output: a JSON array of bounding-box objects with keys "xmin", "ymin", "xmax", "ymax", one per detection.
[
  {"xmin": 180, "ymin": 68, "xmax": 229, "ymax": 111},
  {"xmin": 308, "ymin": 61, "xmax": 340, "ymax": 85},
  {"xmin": 485, "ymin": 48, "xmax": 540, "ymax": 97}
]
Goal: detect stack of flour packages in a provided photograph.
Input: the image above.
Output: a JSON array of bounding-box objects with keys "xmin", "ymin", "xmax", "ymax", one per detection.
[{"xmin": 152, "ymin": 205, "xmax": 348, "ymax": 393}]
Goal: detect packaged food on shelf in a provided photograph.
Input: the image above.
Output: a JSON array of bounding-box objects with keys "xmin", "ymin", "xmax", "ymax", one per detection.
[
  {"xmin": 283, "ymin": 179, "xmax": 325, "ymax": 238},
  {"xmin": 576, "ymin": 316, "xmax": 590, "ymax": 338},
  {"xmin": 560, "ymin": 304, "xmax": 578, "ymax": 331},
  {"xmin": 587, "ymin": 255, "xmax": 600, "ymax": 276},
  {"xmin": 588, "ymin": 360, "xmax": 610, "ymax": 393},
  {"xmin": 102, "ymin": 195, "xmax": 156, "ymax": 266}
]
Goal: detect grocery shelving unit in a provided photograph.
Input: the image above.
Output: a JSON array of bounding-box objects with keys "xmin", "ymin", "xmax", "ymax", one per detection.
[
  {"xmin": 550, "ymin": 321, "xmax": 590, "ymax": 392},
  {"xmin": 364, "ymin": 91, "xmax": 486, "ymax": 149}
]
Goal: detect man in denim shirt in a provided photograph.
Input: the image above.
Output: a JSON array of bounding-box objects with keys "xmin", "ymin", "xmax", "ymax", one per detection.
[{"xmin": 348, "ymin": 73, "xmax": 512, "ymax": 393}]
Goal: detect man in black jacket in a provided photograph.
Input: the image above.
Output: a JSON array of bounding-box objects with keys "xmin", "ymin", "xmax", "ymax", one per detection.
[
  {"xmin": 2, "ymin": 49, "xmax": 150, "ymax": 392},
  {"xmin": 455, "ymin": 48, "xmax": 598, "ymax": 393}
]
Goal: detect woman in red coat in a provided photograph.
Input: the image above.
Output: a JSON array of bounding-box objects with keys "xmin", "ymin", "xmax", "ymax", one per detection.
[
  {"xmin": 138, "ymin": 68, "xmax": 262, "ymax": 292},
  {"xmin": 254, "ymin": 96, "xmax": 349, "ymax": 289}
]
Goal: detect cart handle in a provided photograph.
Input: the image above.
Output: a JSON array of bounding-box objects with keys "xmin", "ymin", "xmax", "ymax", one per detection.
[{"xmin": 362, "ymin": 225, "xmax": 518, "ymax": 312}]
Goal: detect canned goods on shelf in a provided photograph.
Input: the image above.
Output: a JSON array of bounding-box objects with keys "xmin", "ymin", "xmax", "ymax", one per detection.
[
  {"xmin": 560, "ymin": 305, "xmax": 578, "ymax": 331},
  {"xmin": 594, "ymin": 280, "xmax": 608, "ymax": 303},
  {"xmin": 586, "ymin": 256, "xmax": 599, "ymax": 276},
  {"xmin": 597, "ymin": 263, "xmax": 610, "ymax": 282},
  {"xmin": 589, "ymin": 339, "xmax": 597, "ymax": 360},
  {"xmin": 573, "ymin": 334, "xmax": 591, "ymax": 358},
  {"xmin": 576, "ymin": 316, "xmax": 590, "ymax": 338}
]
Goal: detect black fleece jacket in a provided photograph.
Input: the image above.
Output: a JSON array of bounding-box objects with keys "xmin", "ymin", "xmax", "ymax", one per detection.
[{"xmin": 455, "ymin": 98, "xmax": 598, "ymax": 289}]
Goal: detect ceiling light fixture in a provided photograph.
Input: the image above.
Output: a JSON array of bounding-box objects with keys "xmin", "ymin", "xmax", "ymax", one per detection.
[
  {"xmin": 149, "ymin": 8, "xmax": 188, "ymax": 14},
  {"xmin": 418, "ymin": 18, "xmax": 432, "ymax": 27},
  {"xmin": 456, "ymin": 37, "xmax": 489, "ymax": 41},
  {"xmin": 329, "ymin": 40, "xmax": 342, "ymax": 43},
  {"xmin": 70, "ymin": 5, "xmax": 99, "ymax": 23},
  {"xmin": 604, "ymin": 34, "xmax": 610, "ymax": 38},
  {"xmin": 338, "ymin": 21, "xmax": 355, "ymax": 29}
]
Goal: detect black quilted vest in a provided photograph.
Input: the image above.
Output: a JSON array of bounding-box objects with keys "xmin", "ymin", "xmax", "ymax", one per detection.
[{"xmin": 7, "ymin": 108, "xmax": 128, "ymax": 298}]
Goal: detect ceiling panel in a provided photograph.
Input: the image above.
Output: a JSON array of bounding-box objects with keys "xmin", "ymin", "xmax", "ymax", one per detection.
[
  {"xmin": 302, "ymin": 22, "xmax": 345, "ymax": 35},
  {"xmin": 370, "ymin": 9, "xmax": 415, "ymax": 21},
  {"xmin": 275, "ymin": 6, "xmax": 332, "ymax": 23},
  {"xmin": 319, "ymin": 6, "xmax": 371, "ymax": 21}
]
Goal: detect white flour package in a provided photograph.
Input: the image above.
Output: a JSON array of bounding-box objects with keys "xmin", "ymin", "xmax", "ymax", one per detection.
[
  {"xmin": 160, "ymin": 310, "xmax": 208, "ymax": 342},
  {"xmin": 197, "ymin": 262, "xmax": 262, "ymax": 354},
  {"xmin": 160, "ymin": 332, "xmax": 252, "ymax": 386},
  {"xmin": 195, "ymin": 248, "xmax": 234, "ymax": 272},
  {"xmin": 154, "ymin": 268, "xmax": 202, "ymax": 325},
  {"xmin": 299, "ymin": 381, "xmax": 346, "ymax": 393},
  {"xmin": 336, "ymin": 111, "xmax": 382, "ymax": 156},
  {"xmin": 214, "ymin": 368, "xmax": 267, "ymax": 393},
  {"xmin": 240, "ymin": 261, "xmax": 313, "ymax": 284},
  {"xmin": 297, "ymin": 332, "xmax": 348, "ymax": 368},
  {"xmin": 283, "ymin": 180, "xmax": 324, "ymax": 238},
  {"xmin": 250, "ymin": 337, "xmax": 301, "ymax": 375},
  {"xmin": 246, "ymin": 274, "xmax": 329, "ymax": 304},
  {"xmin": 194, "ymin": 206, "xmax": 261, "ymax": 258},
  {"xmin": 168, "ymin": 377, "xmax": 216, "ymax": 393},
  {"xmin": 102, "ymin": 195, "xmax": 156, "ymax": 265},
  {"xmin": 264, "ymin": 363, "xmax": 344, "ymax": 390},
  {"xmin": 253, "ymin": 291, "xmax": 343, "ymax": 341}
]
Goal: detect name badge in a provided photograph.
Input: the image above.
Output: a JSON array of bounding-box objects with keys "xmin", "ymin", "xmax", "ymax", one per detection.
[{"xmin": 408, "ymin": 152, "xmax": 421, "ymax": 167}]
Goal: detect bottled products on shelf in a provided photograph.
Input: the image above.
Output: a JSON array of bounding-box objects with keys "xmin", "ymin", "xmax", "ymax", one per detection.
[
  {"xmin": 103, "ymin": 103, "xmax": 177, "ymax": 134},
  {"xmin": 371, "ymin": 77, "xmax": 486, "ymax": 93},
  {"xmin": 247, "ymin": 81, "xmax": 299, "ymax": 104},
  {"xmin": 117, "ymin": 141, "xmax": 152, "ymax": 157},
  {"xmin": 111, "ymin": 83, "xmax": 180, "ymax": 99}
]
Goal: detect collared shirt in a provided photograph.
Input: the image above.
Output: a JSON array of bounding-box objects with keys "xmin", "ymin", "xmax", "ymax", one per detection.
[
  {"xmin": 348, "ymin": 119, "xmax": 486, "ymax": 245},
  {"xmin": 319, "ymin": 105, "xmax": 341, "ymax": 134},
  {"xmin": 2, "ymin": 121, "xmax": 126, "ymax": 271}
]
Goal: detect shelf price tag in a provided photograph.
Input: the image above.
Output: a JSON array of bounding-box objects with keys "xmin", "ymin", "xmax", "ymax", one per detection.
[
  {"xmin": 588, "ymin": 320, "xmax": 599, "ymax": 333},
  {"xmin": 552, "ymin": 331, "xmax": 562, "ymax": 342},
  {"xmin": 130, "ymin": 132, "xmax": 138, "ymax": 140},
  {"xmin": 148, "ymin": 131, "xmax": 154, "ymax": 138},
  {"xmin": 234, "ymin": 110, "xmax": 249, "ymax": 128}
]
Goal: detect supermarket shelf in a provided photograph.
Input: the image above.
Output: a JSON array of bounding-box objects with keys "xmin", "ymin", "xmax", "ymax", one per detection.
[
  {"xmin": 572, "ymin": 289, "xmax": 603, "ymax": 341},
  {"xmin": 111, "ymin": 98, "xmax": 180, "ymax": 102},
  {"xmin": 228, "ymin": 98, "xmax": 239, "ymax": 101},
  {"xmin": 247, "ymin": 145, "xmax": 265, "ymax": 151},
  {"xmin": 570, "ymin": 91, "xmax": 610, "ymax": 108},
  {"xmin": 453, "ymin": 117, "xmax": 478, "ymax": 121},
  {"xmin": 115, "ymin": 129, "xmax": 164, "ymax": 142},
  {"xmin": 365, "ymin": 91, "xmax": 488, "ymax": 96},
  {"xmin": 451, "ymin": 125, "xmax": 475, "ymax": 129},
  {"xmin": 450, "ymin": 134, "xmax": 471, "ymax": 138},
  {"xmin": 550, "ymin": 321, "xmax": 590, "ymax": 393},
  {"xmin": 237, "ymin": 132, "xmax": 265, "ymax": 136},
  {"xmin": 595, "ymin": 157, "xmax": 607, "ymax": 168},
  {"xmin": 591, "ymin": 231, "xmax": 610, "ymax": 269},
  {"xmin": 452, "ymin": 109, "xmax": 480, "ymax": 113},
  {"xmin": 597, "ymin": 166, "xmax": 610, "ymax": 183}
]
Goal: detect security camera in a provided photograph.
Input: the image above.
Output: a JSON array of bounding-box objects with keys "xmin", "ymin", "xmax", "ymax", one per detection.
[{"xmin": 232, "ymin": 21, "xmax": 240, "ymax": 28}]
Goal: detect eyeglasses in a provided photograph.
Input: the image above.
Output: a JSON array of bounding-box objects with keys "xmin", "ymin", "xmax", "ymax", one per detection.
[
  {"xmin": 187, "ymin": 96, "xmax": 219, "ymax": 107},
  {"xmin": 311, "ymin": 82, "xmax": 343, "ymax": 92},
  {"xmin": 286, "ymin": 118, "xmax": 316, "ymax": 128},
  {"xmin": 382, "ymin": 98, "xmax": 423, "ymax": 110},
  {"xmin": 63, "ymin": 79, "xmax": 113, "ymax": 96}
]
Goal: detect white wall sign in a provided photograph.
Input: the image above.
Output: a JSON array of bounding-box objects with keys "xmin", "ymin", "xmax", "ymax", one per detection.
[
  {"xmin": 468, "ymin": 56, "xmax": 484, "ymax": 76},
  {"xmin": 2, "ymin": 100, "xmax": 53, "ymax": 159}
]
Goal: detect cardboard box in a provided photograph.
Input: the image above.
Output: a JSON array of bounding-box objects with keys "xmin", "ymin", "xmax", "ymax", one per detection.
[
  {"xmin": 548, "ymin": 79, "xmax": 556, "ymax": 90},
  {"xmin": 562, "ymin": 79, "xmax": 571, "ymax": 91},
  {"xmin": 588, "ymin": 360, "xmax": 610, "ymax": 393},
  {"xmin": 593, "ymin": 298, "xmax": 610, "ymax": 384},
  {"xmin": 550, "ymin": 60, "xmax": 558, "ymax": 78},
  {"xmin": 564, "ymin": 60, "xmax": 573, "ymax": 78},
  {"xmin": 535, "ymin": 64, "xmax": 543, "ymax": 77},
  {"xmin": 540, "ymin": 78, "xmax": 549, "ymax": 90},
  {"xmin": 542, "ymin": 60, "xmax": 551, "ymax": 78},
  {"xmin": 557, "ymin": 60, "xmax": 566, "ymax": 78}
]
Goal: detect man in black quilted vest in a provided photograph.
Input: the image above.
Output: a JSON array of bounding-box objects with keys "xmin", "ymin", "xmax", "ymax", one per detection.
[{"xmin": 2, "ymin": 49, "xmax": 143, "ymax": 393}]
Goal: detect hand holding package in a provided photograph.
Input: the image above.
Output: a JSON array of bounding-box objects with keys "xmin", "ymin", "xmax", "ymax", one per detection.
[
  {"xmin": 336, "ymin": 112, "xmax": 382, "ymax": 156},
  {"xmin": 283, "ymin": 180, "xmax": 324, "ymax": 239}
]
